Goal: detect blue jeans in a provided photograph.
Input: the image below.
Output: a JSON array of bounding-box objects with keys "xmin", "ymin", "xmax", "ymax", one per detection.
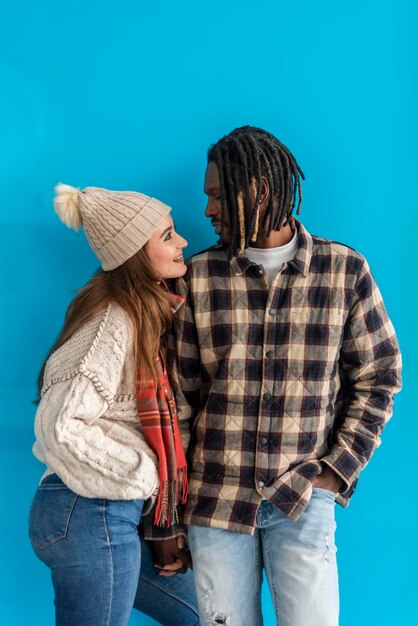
[
  {"xmin": 29, "ymin": 474, "xmax": 200, "ymax": 626},
  {"xmin": 187, "ymin": 488, "xmax": 339, "ymax": 626}
]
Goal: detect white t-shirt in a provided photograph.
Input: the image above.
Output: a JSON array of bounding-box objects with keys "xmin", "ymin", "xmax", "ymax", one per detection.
[{"xmin": 245, "ymin": 229, "xmax": 298, "ymax": 285}]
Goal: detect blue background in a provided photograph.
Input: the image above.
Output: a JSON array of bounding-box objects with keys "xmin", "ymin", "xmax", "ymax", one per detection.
[{"xmin": 0, "ymin": 1, "xmax": 416, "ymax": 624}]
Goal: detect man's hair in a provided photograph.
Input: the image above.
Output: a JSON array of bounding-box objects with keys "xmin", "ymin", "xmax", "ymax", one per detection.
[{"xmin": 207, "ymin": 125, "xmax": 305, "ymax": 258}]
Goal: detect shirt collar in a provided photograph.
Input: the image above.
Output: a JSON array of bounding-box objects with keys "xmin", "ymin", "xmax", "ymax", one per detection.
[
  {"xmin": 286, "ymin": 220, "xmax": 312, "ymax": 277},
  {"xmin": 229, "ymin": 219, "xmax": 312, "ymax": 278}
]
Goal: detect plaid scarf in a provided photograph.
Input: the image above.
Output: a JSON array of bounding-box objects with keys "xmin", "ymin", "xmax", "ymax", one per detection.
[{"xmin": 136, "ymin": 293, "xmax": 188, "ymax": 527}]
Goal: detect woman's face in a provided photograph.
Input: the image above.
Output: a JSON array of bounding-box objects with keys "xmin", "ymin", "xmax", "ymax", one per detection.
[{"xmin": 146, "ymin": 215, "xmax": 188, "ymax": 279}]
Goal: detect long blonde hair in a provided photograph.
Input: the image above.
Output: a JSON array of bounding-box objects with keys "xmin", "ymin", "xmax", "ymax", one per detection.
[{"xmin": 36, "ymin": 247, "xmax": 172, "ymax": 402}]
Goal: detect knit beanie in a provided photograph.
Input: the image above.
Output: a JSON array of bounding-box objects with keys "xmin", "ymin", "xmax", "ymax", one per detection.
[{"xmin": 53, "ymin": 183, "xmax": 171, "ymax": 271}]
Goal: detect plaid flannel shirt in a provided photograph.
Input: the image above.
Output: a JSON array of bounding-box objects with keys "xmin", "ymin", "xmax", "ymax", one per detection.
[{"xmin": 173, "ymin": 220, "xmax": 402, "ymax": 535}]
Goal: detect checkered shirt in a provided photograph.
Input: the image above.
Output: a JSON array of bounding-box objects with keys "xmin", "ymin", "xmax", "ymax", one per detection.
[{"xmin": 173, "ymin": 220, "xmax": 402, "ymax": 535}]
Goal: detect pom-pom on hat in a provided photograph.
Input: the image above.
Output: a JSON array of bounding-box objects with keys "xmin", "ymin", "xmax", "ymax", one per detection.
[{"xmin": 53, "ymin": 183, "xmax": 171, "ymax": 271}]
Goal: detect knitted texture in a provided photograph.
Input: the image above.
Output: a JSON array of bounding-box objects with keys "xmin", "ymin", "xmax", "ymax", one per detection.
[
  {"xmin": 54, "ymin": 185, "xmax": 171, "ymax": 271},
  {"xmin": 33, "ymin": 303, "xmax": 159, "ymax": 502}
]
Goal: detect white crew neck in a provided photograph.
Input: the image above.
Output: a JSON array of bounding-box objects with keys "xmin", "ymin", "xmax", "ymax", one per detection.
[{"xmin": 245, "ymin": 229, "xmax": 298, "ymax": 284}]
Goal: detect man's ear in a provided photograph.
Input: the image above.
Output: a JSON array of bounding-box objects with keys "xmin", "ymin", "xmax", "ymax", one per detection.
[{"xmin": 260, "ymin": 176, "xmax": 270, "ymax": 206}]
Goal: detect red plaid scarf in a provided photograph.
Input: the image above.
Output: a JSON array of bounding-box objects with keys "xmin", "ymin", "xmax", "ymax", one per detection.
[{"xmin": 136, "ymin": 294, "xmax": 188, "ymax": 527}]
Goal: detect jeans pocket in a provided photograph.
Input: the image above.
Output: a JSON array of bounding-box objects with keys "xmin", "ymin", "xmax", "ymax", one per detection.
[{"xmin": 29, "ymin": 480, "xmax": 78, "ymax": 551}]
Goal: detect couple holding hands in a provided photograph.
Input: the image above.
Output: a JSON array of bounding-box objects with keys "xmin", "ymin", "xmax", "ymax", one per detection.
[{"xmin": 29, "ymin": 126, "xmax": 402, "ymax": 626}]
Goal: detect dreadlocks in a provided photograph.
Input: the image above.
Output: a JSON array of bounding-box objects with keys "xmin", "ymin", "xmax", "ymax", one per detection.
[{"xmin": 207, "ymin": 126, "xmax": 305, "ymax": 259}]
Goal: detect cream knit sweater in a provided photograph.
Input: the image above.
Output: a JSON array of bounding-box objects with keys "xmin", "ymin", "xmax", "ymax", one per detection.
[{"xmin": 33, "ymin": 302, "xmax": 159, "ymax": 502}]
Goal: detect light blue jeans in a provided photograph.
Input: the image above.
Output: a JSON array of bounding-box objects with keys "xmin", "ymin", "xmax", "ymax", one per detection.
[
  {"xmin": 187, "ymin": 488, "xmax": 339, "ymax": 626},
  {"xmin": 29, "ymin": 474, "xmax": 200, "ymax": 626}
]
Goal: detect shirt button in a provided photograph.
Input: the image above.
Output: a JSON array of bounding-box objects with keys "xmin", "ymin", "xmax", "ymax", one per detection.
[
  {"xmin": 265, "ymin": 350, "xmax": 274, "ymax": 359},
  {"xmin": 269, "ymin": 309, "xmax": 276, "ymax": 316},
  {"xmin": 258, "ymin": 480, "xmax": 265, "ymax": 488},
  {"xmin": 263, "ymin": 393, "xmax": 271, "ymax": 402},
  {"xmin": 260, "ymin": 436, "xmax": 268, "ymax": 445}
]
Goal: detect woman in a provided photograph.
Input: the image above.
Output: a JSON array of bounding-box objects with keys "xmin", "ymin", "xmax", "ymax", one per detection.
[{"xmin": 28, "ymin": 184, "xmax": 199, "ymax": 625}]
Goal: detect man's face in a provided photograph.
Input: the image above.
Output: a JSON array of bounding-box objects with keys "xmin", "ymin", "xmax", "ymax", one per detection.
[{"xmin": 204, "ymin": 161, "xmax": 231, "ymax": 243}]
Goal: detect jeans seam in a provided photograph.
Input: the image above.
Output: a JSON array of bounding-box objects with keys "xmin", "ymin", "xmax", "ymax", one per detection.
[
  {"xmin": 254, "ymin": 529, "xmax": 262, "ymax": 626},
  {"xmin": 102, "ymin": 500, "xmax": 114, "ymax": 626},
  {"xmin": 262, "ymin": 529, "xmax": 279, "ymax": 617}
]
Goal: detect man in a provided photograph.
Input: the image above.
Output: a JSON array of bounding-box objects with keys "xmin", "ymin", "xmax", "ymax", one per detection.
[{"xmin": 172, "ymin": 126, "xmax": 402, "ymax": 626}]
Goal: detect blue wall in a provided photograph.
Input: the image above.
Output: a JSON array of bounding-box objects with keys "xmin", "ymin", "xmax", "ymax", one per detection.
[{"xmin": 1, "ymin": 1, "xmax": 416, "ymax": 624}]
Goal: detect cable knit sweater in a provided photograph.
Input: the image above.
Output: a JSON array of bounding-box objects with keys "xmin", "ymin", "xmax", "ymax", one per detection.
[{"xmin": 33, "ymin": 302, "xmax": 159, "ymax": 503}]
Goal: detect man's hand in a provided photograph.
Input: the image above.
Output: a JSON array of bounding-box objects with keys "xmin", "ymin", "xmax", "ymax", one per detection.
[
  {"xmin": 313, "ymin": 464, "xmax": 344, "ymax": 493},
  {"xmin": 149, "ymin": 536, "xmax": 192, "ymax": 577}
]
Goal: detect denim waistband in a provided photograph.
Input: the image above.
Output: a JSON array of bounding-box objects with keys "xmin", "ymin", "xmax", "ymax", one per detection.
[{"xmin": 41, "ymin": 473, "xmax": 64, "ymax": 486}]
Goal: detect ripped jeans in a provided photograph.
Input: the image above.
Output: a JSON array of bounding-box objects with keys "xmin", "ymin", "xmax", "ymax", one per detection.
[{"xmin": 187, "ymin": 488, "xmax": 339, "ymax": 626}]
